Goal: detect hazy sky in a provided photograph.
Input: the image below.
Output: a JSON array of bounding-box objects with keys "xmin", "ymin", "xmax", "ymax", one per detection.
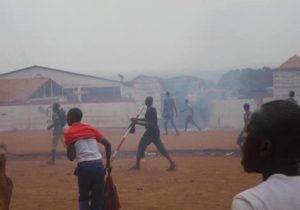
[{"xmin": 0, "ymin": 0, "xmax": 299, "ymax": 80}]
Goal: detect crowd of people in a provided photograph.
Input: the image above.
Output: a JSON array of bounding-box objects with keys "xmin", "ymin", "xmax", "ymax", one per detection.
[{"xmin": 1, "ymin": 90, "xmax": 300, "ymax": 210}]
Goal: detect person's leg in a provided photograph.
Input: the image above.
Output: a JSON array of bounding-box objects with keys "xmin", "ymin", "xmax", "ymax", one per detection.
[
  {"xmin": 164, "ymin": 118, "xmax": 168, "ymax": 135},
  {"xmin": 134, "ymin": 135, "xmax": 151, "ymax": 169},
  {"xmin": 153, "ymin": 137, "xmax": 176, "ymax": 170},
  {"xmin": 190, "ymin": 117, "xmax": 201, "ymax": 131},
  {"xmin": 170, "ymin": 117, "xmax": 180, "ymax": 135},
  {"xmin": 59, "ymin": 134, "xmax": 66, "ymax": 148},
  {"xmin": 48, "ymin": 135, "xmax": 59, "ymax": 165},
  {"xmin": 90, "ymin": 170, "xmax": 105, "ymax": 210},
  {"xmin": 78, "ymin": 172, "xmax": 92, "ymax": 210},
  {"xmin": 185, "ymin": 116, "xmax": 189, "ymax": 131}
]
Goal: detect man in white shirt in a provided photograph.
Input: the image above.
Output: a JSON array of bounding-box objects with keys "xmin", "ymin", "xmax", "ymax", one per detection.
[{"xmin": 232, "ymin": 100, "xmax": 300, "ymax": 210}]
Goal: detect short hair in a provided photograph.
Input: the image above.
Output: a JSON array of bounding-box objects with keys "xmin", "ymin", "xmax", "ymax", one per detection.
[
  {"xmin": 249, "ymin": 100, "xmax": 300, "ymax": 158},
  {"xmin": 185, "ymin": 99, "xmax": 189, "ymax": 103},
  {"xmin": 52, "ymin": 103, "xmax": 60, "ymax": 111},
  {"xmin": 243, "ymin": 103, "xmax": 250, "ymax": 111},
  {"xmin": 145, "ymin": 96, "xmax": 153, "ymax": 105},
  {"xmin": 289, "ymin": 90, "xmax": 295, "ymax": 97},
  {"xmin": 67, "ymin": 107, "xmax": 82, "ymax": 123},
  {"xmin": 166, "ymin": 91, "xmax": 170, "ymax": 96}
]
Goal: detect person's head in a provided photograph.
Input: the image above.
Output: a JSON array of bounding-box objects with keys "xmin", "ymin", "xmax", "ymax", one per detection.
[
  {"xmin": 185, "ymin": 99, "xmax": 189, "ymax": 104},
  {"xmin": 289, "ymin": 90, "xmax": 295, "ymax": 98},
  {"xmin": 166, "ymin": 91, "xmax": 170, "ymax": 97},
  {"xmin": 145, "ymin": 96, "xmax": 153, "ymax": 107},
  {"xmin": 67, "ymin": 107, "xmax": 83, "ymax": 126},
  {"xmin": 242, "ymin": 100, "xmax": 300, "ymax": 176},
  {"xmin": 243, "ymin": 103, "xmax": 250, "ymax": 112},
  {"xmin": 52, "ymin": 103, "xmax": 60, "ymax": 112}
]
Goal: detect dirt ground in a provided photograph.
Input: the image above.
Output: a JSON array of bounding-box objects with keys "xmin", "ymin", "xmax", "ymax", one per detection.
[{"xmin": 1, "ymin": 128, "xmax": 261, "ymax": 210}]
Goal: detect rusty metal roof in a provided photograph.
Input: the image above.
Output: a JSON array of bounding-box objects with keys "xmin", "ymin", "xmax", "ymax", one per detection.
[
  {"xmin": 279, "ymin": 55, "xmax": 300, "ymax": 69},
  {"xmin": 0, "ymin": 77, "xmax": 49, "ymax": 103}
]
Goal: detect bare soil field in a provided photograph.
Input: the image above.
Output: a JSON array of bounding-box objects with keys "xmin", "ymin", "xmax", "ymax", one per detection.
[{"xmin": 1, "ymin": 128, "xmax": 260, "ymax": 210}]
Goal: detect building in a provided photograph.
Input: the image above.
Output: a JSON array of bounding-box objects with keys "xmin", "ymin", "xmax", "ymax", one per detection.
[
  {"xmin": 0, "ymin": 65, "xmax": 130, "ymax": 103},
  {"xmin": 0, "ymin": 77, "xmax": 63, "ymax": 105},
  {"xmin": 273, "ymin": 55, "xmax": 300, "ymax": 101},
  {"xmin": 0, "ymin": 66, "xmax": 137, "ymax": 131},
  {"xmin": 131, "ymin": 76, "xmax": 163, "ymax": 117}
]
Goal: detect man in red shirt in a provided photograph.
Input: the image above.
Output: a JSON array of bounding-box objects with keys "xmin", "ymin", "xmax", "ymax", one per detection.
[{"xmin": 64, "ymin": 107, "xmax": 111, "ymax": 210}]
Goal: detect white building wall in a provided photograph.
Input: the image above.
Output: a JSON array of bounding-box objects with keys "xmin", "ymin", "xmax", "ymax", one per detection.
[
  {"xmin": 0, "ymin": 102, "xmax": 137, "ymax": 132},
  {"xmin": 273, "ymin": 71, "xmax": 300, "ymax": 102},
  {"xmin": 133, "ymin": 78, "xmax": 162, "ymax": 117},
  {"xmin": 207, "ymin": 99, "xmax": 258, "ymax": 130},
  {"xmin": 0, "ymin": 66, "xmax": 121, "ymax": 88}
]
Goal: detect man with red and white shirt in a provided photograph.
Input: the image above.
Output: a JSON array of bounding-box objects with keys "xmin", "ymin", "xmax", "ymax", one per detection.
[{"xmin": 64, "ymin": 107, "xmax": 111, "ymax": 210}]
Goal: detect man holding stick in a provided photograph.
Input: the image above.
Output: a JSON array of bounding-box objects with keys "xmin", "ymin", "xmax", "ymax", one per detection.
[{"xmin": 130, "ymin": 96, "xmax": 176, "ymax": 171}]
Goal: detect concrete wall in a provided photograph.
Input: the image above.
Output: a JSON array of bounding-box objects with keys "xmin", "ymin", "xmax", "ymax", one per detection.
[
  {"xmin": 0, "ymin": 101, "xmax": 137, "ymax": 132},
  {"xmin": 273, "ymin": 71, "xmax": 300, "ymax": 102},
  {"xmin": 133, "ymin": 77, "xmax": 162, "ymax": 117},
  {"xmin": 207, "ymin": 99, "xmax": 258, "ymax": 130}
]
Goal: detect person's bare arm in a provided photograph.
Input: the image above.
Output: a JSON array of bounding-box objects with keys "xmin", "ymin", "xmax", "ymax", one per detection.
[
  {"xmin": 100, "ymin": 138, "xmax": 111, "ymax": 172},
  {"xmin": 66, "ymin": 144, "xmax": 76, "ymax": 161}
]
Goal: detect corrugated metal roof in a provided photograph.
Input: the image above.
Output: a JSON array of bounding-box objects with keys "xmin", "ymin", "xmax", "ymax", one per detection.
[
  {"xmin": 279, "ymin": 55, "xmax": 300, "ymax": 69},
  {"xmin": 0, "ymin": 65, "xmax": 121, "ymax": 83},
  {"xmin": 0, "ymin": 77, "xmax": 49, "ymax": 102}
]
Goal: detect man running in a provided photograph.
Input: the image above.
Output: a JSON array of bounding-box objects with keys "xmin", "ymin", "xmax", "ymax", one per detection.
[
  {"xmin": 131, "ymin": 96, "xmax": 176, "ymax": 171},
  {"xmin": 181, "ymin": 99, "xmax": 201, "ymax": 132}
]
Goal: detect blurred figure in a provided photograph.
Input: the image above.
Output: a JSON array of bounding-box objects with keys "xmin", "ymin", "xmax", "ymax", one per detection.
[
  {"xmin": 236, "ymin": 103, "xmax": 251, "ymax": 149},
  {"xmin": 64, "ymin": 107, "xmax": 111, "ymax": 210},
  {"xmin": 181, "ymin": 99, "xmax": 201, "ymax": 131},
  {"xmin": 47, "ymin": 103, "xmax": 66, "ymax": 165},
  {"xmin": 232, "ymin": 100, "xmax": 300, "ymax": 210},
  {"xmin": 162, "ymin": 91, "xmax": 180, "ymax": 136},
  {"xmin": 130, "ymin": 96, "xmax": 176, "ymax": 171},
  {"xmin": 286, "ymin": 90, "xmax": 298, "ymax": 104},
  {"xmin": 0, "ymin": 146, "xmax": 13, "ymax": 210}
]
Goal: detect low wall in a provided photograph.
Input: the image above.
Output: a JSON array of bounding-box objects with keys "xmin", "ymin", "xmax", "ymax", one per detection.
[
  {"xmin": 207, "ymin": 99, "xmax": 258, "ymax": 130},
  {"xmin": 0, "ymin": 101, "xmax": 137, "ymax": 132}
]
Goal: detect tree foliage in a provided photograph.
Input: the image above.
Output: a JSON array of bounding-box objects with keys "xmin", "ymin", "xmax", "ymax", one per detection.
[{"xmin": 218, "ymin": 67, "xmax": 273, "ymax": 99}]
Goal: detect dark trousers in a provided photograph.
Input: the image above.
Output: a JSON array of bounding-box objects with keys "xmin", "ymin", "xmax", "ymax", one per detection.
[
  {"xmin": 76, "ymin": 162, "xmax": 105, "ymax": 210},
  {"xmin": 137, "ymin": 134, "xmax": 169, "ymax": 160},
  {"xmin": 185, "ymin": 115, "xmax": 201, "ymax": 131}
]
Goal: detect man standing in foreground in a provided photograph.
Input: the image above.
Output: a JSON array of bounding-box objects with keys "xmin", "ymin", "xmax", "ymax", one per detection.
[
  {"xmin": 64, "ymin": 107, "xmax": 111, "ymax": 210},
  {"xmin": 232, "ymin": 100, "xmax": 300, "ymax": 210},
  {"xmin": 162, "ymin": 91, "xmax": 180, "ymax": 136},
  {"xmin": 131, "ymin": 96, "xmax": 176, "ymax": 171}
]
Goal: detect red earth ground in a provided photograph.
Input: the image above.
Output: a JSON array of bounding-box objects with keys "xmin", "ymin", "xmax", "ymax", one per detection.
[{"xmin": 0, "ymin": 128, "xmax": 260, "ymax": 210}]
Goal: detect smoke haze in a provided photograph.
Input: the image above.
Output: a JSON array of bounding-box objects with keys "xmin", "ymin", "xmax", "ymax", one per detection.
[{"xmin": 0, "ymin": 0, "xmax": 299, "ymax": 80}]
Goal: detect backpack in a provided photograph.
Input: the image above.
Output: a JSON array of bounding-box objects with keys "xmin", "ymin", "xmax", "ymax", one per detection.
[{"xmin": 58, "ymin": 108, "xmax": 67, "ymax": 127}]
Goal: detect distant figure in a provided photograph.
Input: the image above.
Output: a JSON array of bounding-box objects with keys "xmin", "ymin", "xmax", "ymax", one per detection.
[
  {"xmin": 181, "ymin": 99, "xmax": 201, "ymax": 131},
  {"xmin": 236, "ymin": 103, "xmax": 251, "ymax": 149},
  {"xmin": 162, "ymin": 91, "xmax": 180, "ymax": 136},
  {"xmin": 47, "ymin": 103, "xmax": 66, "ymax": 165},
  {"xmin": 64, "ymin": 107, "xmax": 111, "ymax": 210},
  {"xmin": 0, "ymin": 146, "xmax": 13, "ymax": 210},
  {"xmin": 286, "ymin": 90, "xmax": 298, "ymax": 104},
  {"xmin": 130, "ymin": 96, "xmax": 176, "ymax": 171},
  {"xmin": 232, "ymin": 100, "xmax": 300, "ymax": 210}
]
